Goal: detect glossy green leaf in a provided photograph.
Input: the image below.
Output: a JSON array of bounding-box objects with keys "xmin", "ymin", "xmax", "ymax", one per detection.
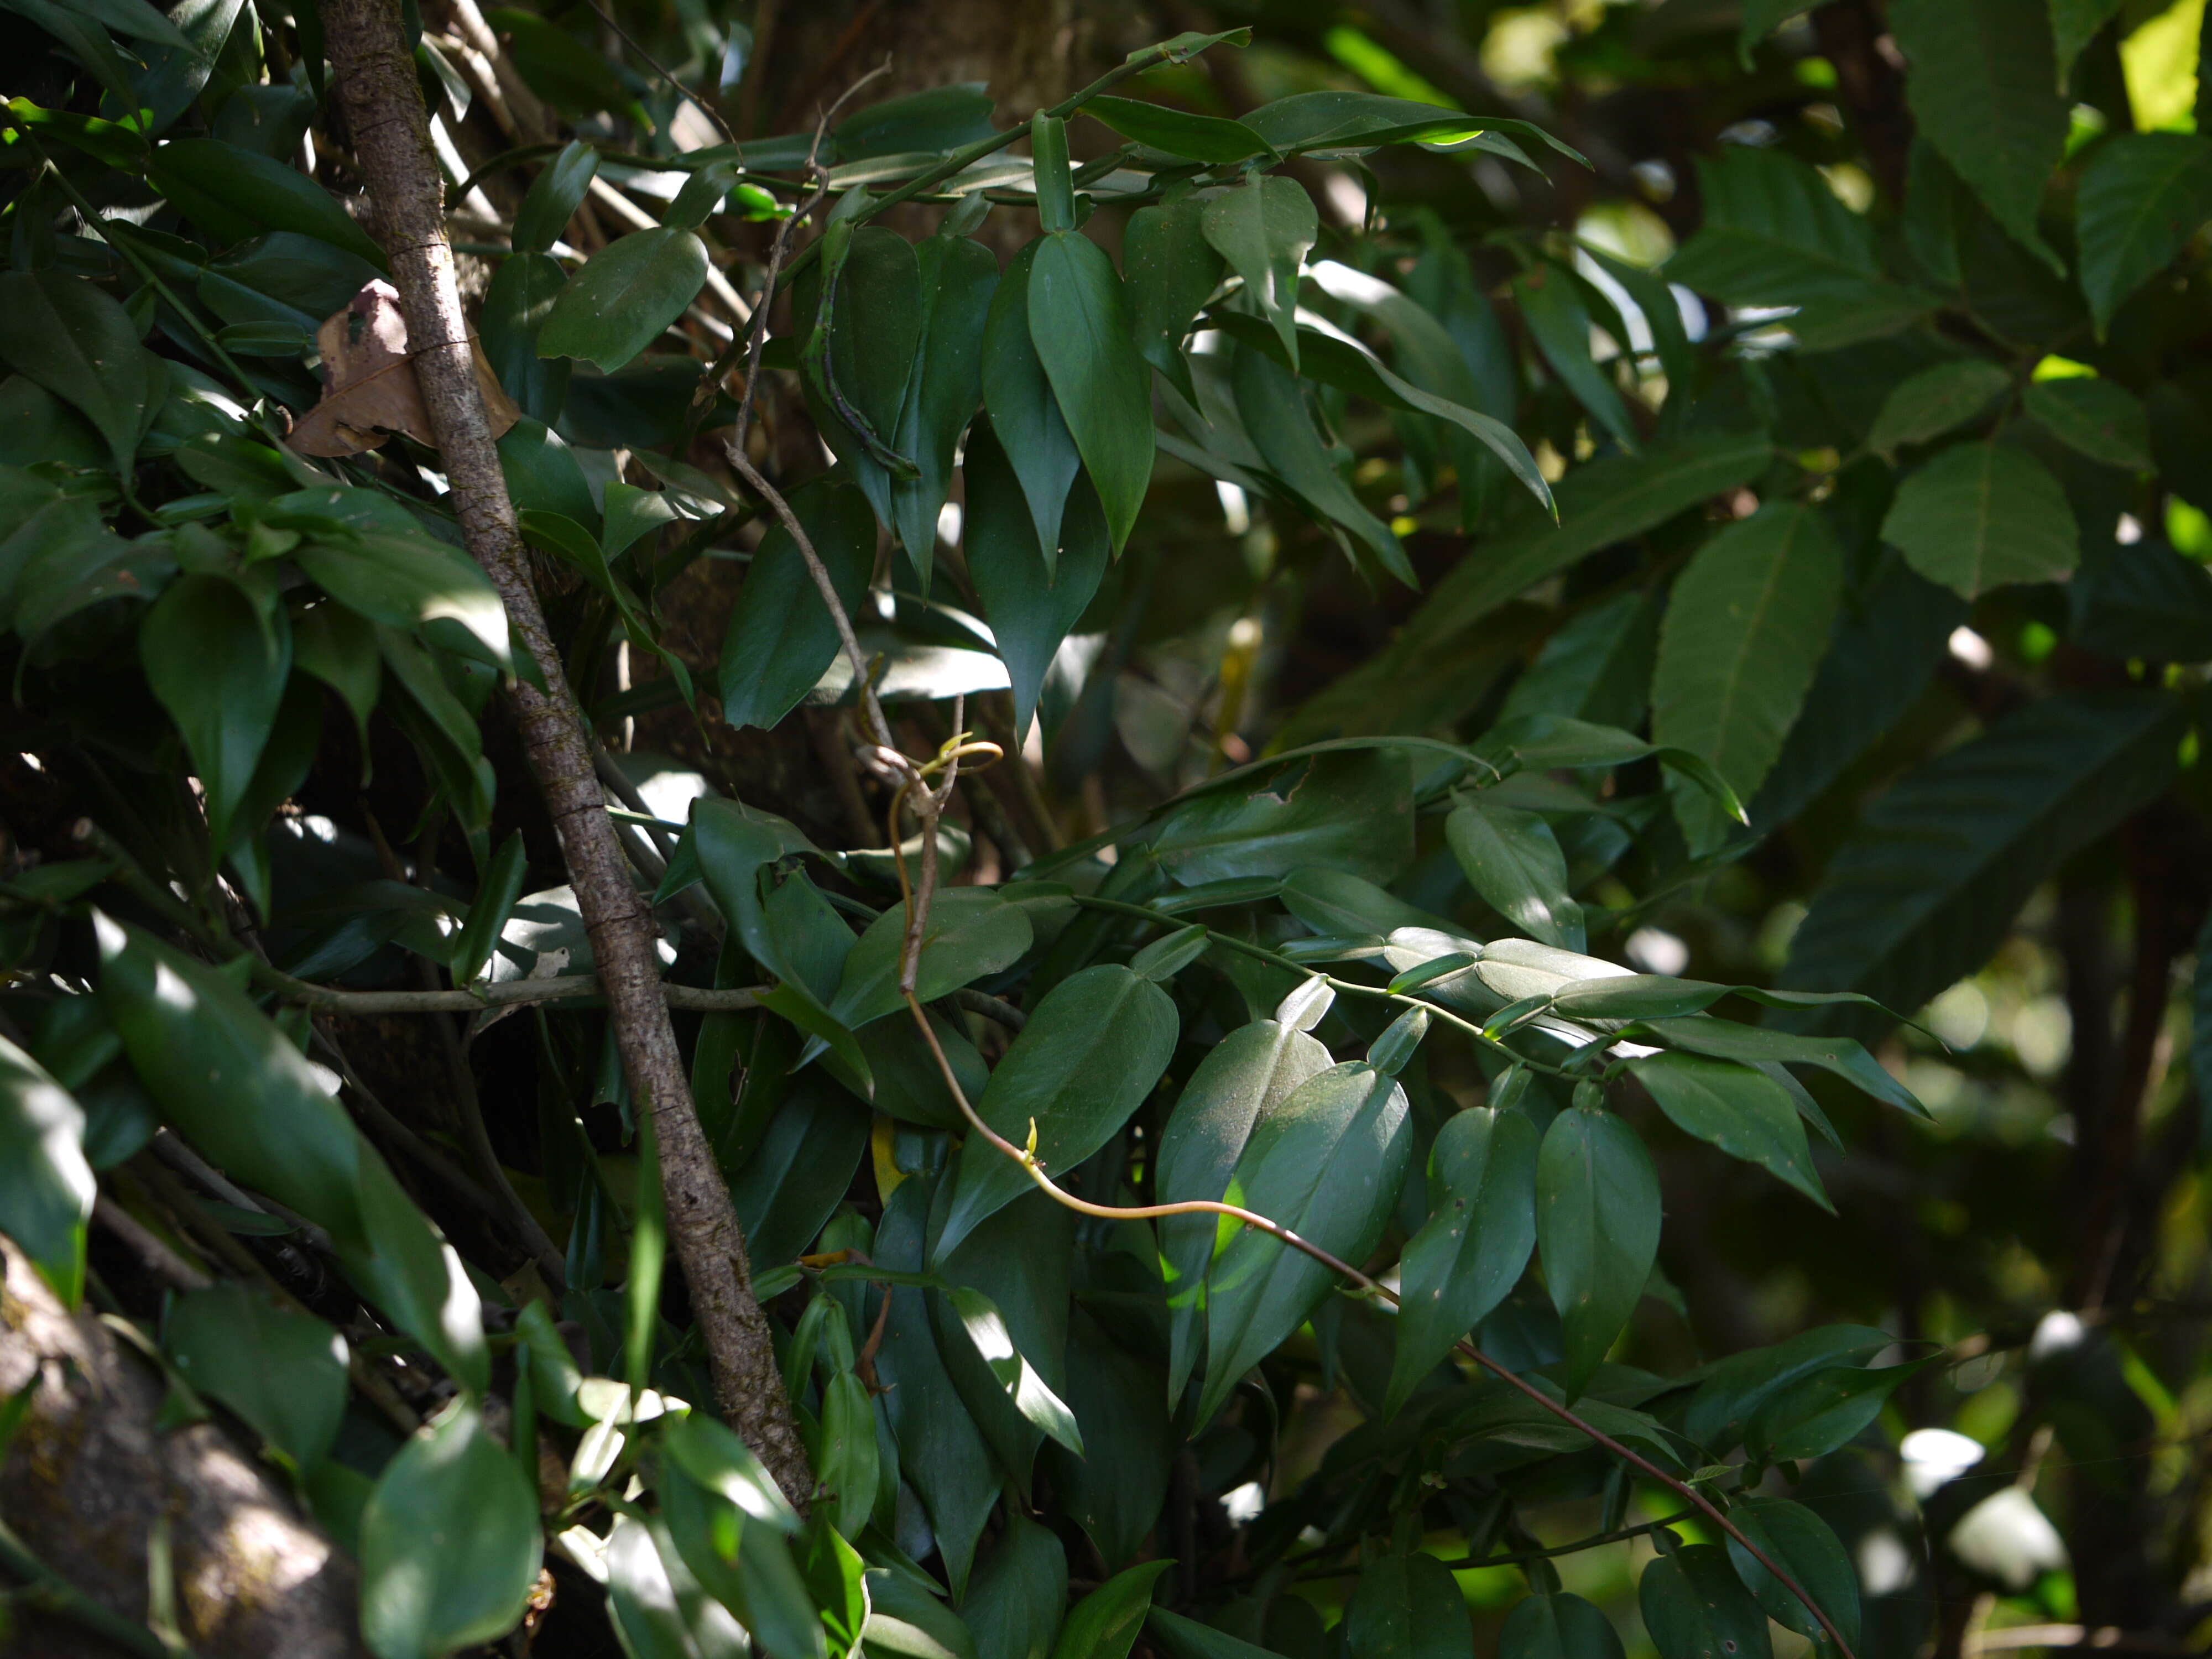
[
  {"xmin": 964, "ymin": 424, "xmax": 1109, "ymax": 732},
  {"xmin": 480, "ymin": 253, "xmax": 572, "ymax": 425},
  {"xmin": 451, "ymin": 831, "xmax": 530, "ymax": 987},
  {"xmin": 864, "ymin": 1568, "xmax": 977, "ymax": 1659},
  {"xmin": 1681, "ymin": 1323, "xmax": 1894, "ymax": 1451},
  {"xmin": 981, "ymin": 242, "xmax": 1082, "ymax": 563},
  {"xmin": 1630, "ymin": 1052, "xmax": 1828, "ymax": 1209},
  {"xmin": 1029, "ymin": 231, "xmax": 1154, "ymax": 555},
  {"xmin": 0, "ymin": 1035, "xmax": 93, "ymax": 1306},
  {"xmin": 606, "ymin": 1509, "xmax": 749, "ymax": 1659},
  {"xmin": 966, "ymin": 1515, "xmax": 1067, "ymax": 1659},
  {"xmin": 1201, "ymin": 175, "xmax": 1316, "ymax": 371},
  {"xmin": 1386, "ymin": 1105, "xmax": 1538, "ymax": 1417},
  {"xmin": 1343, "ymin": 1551, "xmax": 1472, "ymax": 1659},
  {"xmin": 663, "ymin": 1410, "xmax": 801, "ymax": 1533},
  {"xmin": 1640, "ymin": 1018, "xmax": 1923, "ymax": 1118},
  {"xmin": 97, "ymin": 917, "xmax": 488, "ymax": 1390},
  {"xmin": 1229, "ymin": 343, "xmax": 1413, "ymax": 586},
  {"xmin": 1536, "ymin": 1104, "xmax": 1660, "ymax": 1399},
  {"xmin": 931, "ymin": 1190, "xmax": 1073, "ymax": 1496},
  {"xmin": 1745, "ymin": 1359, "xmax": 1929, "ymax": 1462},
  {"xmin": 1889, "ymin": 0, "xmax": 2065, "ymax": 270},
  {"xmin": 941, "ymin": 1284, "xmax": 1082, "ymax": 1455},
  {"xmin": 150, "ymin": 138, "xmax": 388, "ymax": 266},
  {"xmin": 1200, "ymin": 1061, "xmax": 1411, "ymax": 1423},
  {"xmin": 796, "ymin": 225, "xmax": 924, "ymax": 524},
  {"xmin": 1042, "ymin": 1311, "xmax": 1171, "ymax": 1569},
  {"xmin": 1050, "ymin": 1561, "xmax": 1173, "ymax": 1659},
  {"xmin": 1780, "ymin": 691, "xmax": 2185, "ymax": 1039},
  {"xmin": 296, "ymin": 530, "xmax": 512, "ymax": 669},
  {"xmin": 0, "ymin": 270, "xmax": 166, "ymax": 474},
  {"xmin": 2024, "ymin": 376, "xmax": 2153, "ymax": 470},
  {"xmin": 1666, "ymin": 146, "xmax": 1884, "ymax": 305},
  {"xmin": 1149, "ymin": 747, "xmax": 1415, "ymax": 888},
  {"xmin": 1145, "ymin": 1609, "xmax": 1280, "ymax": 1659},
  {"xmin": 1881, "ymin": 440, "xmax": 2078, "ymax": 596},
  {"xmin": 729, "ymin": 1074, "xmax": 869, "ymax": 1267},
  {"xmin": 718, "ymin": 471, "xmax": 877, "ymax": 730},
  {"xmin": 1496, "ymin": 1592, "xmax": 1623, "ymax": 1659},
  {"xmin": 890, "ymin": 231, "xmax": 998, "ymax": 582},
  {"xmin": 820, "ymin": 1368, "xmax": 880, "ymax": 1539},
  {"xmin": 359, "ymin": 1400, "xmax": 541, "ymax": 1659},
  {"xmin": 164, "ymin": 1280, "xmax": 348, "ymax": 1469},
  {"xmin": 1241, "ymin": 90, "xmax": 1583, "ymax": 166},
  {"xmin": 1123, "ymin": 196, "xmax": 1221, "ymax": 403},
  {"xmin": 141, "ymin": 575, "xmax": 288, "ymax": 849},
  {"xmin": 538, "ymin": 227, "xmax": 709, "ymax": 373},
  {"xmin": 1866, "ymin": 359, "xmax": 2013, "ymax": 454},
  {"xmin": 1513, "ymin": 262, "xmax": 1637, "ymax": 452},
  {"xmin": 1084, "ymin": 95, "xmax": 1274, "ymax": 163},
  {"xmin": 831, "ymin": 888, "xmax": 1033, "ymax": 1029},
  {"xmin": 1159, "ymin": 1011, "xmax": 1333, "ymax": 1400},
  {"xmin": 2076, "ymin": 132, "xmax": 2212, "ymax": 332},
  {"xmin": 1724, "ymin": 1498, "xmax": 1861, "ymax": 1646},
  {"xmin": 1637, "ymin": 1545, "xmax": 1772, "ymax": 1659},
  {"xmin": 1653, "ymin": 502, "xmax": 1844, "ymax": 851},
  {"xmin": 1447, "ymin": 797, "xmax": 1581, "ymax": 949},
  {"xmin": 512, "ymin": 139, "xmax": 599, "ymax": 254},
  {"xmin": 937, "ymin": 964, "xmax": 1177, "ymax": 1258}
]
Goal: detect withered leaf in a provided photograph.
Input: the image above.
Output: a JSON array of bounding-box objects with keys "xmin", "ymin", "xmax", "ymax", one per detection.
[{"xmin": 288, "ymin": 278, "xmax": 521, "ymax": 457}]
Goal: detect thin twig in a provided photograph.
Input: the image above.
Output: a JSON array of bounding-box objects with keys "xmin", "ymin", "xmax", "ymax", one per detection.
[
  {"xmin": 260, "ymin": 964, "xmax": 766, "ymax": 1013},
  {"xmin": 897, "ymin": 988, "xmax": 1857, "ymax": 1658}
]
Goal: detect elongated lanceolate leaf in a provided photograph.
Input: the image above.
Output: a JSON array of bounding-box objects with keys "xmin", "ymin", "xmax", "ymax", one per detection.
[
  {"xmin": 1630, "ymin": 1052, "xmax": 1829, "ymax": 1209},
  {"xmin": 1537, "ymin": 1104, "xmax": 1660, "ymax": 1399},
  {"xmin": 982, "ymin": 243, "xmax": 1083, "ymax": 562}
]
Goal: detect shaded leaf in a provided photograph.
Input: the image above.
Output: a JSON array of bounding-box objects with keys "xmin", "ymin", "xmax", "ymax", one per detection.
[
  {"xmin": 538, "ymin": 227, "xmax": 709, "ymax": 373},
  {"xmin": 1536, "ymin": 1104, "xmax": 1660, "ymax": 1398},
  {"xmin": 1630, "ymin": 1052, "xmax": 1828, "ymax": 1209},
  {"xmin": 1881, "ymin": 440, "xmax": 2078, "ymax": 596}
]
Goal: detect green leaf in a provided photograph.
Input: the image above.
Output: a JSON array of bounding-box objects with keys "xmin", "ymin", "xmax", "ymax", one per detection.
[
  {"xmin": 1147, "ymin": 748, "xmax": 1415, "ymax": 886},
  {"xmin": 963, "ymin": 425, "xmax": 1109, "ymax": 733},
  {"xmin": 538, "ymin": 227, "xmax": 709, "ymax": 373},
  {"xmin": 1240, "ymin": 91, "xmax": 1584, "ymax": 168},
  {"xmin": 1158, "ymin": 1010, "xmax": 1333, "ymax": 1400},
  {"xmin": 2024, "ymin": 376, "xmax": 2153, "ymax": 470},
  {"xmin": 1049, "ymin": 1561, "xmax": 1173, "ymax": 1659},
  {"xmin": 1866, "ymin": 359, "xmax": 2013, "ymax": 455},
  {"xmin": 941, "ymin": 1284, "xmax": 1083, "ymax": 1456},
  {"xmin": 1386, "ymin": 1105, "xmax": 1538, "ymax": 1417},
  {"xmin": 1512, "ymin": 262, "xmax": 1636, "ymax": 453},
  {"xmin": 451, "ymin": 831, "xmax": 529, "ymax": 987},
  {"xmin": 1146, "ymin": 1609, "xmax": 1281, "ymax": 1659},
  {"xmin": 164, "ymin": 1280, "xmax": 347, "ymax": 1469},
  {"xmin": 512, "ymin": 139, "xmax": 599, "ymax": 254},
  {"xmin": 1665, "ymin": 147, "xmax": 1885, "ymax": 305},
  {"xmin": 1881, "ymin": 440, "xmax": 2079, "ymax": 596},
  {"xmin": 295, "ymin": 530, "xmax": 512, "ymax": 670},
  {"xmin": 1724, "ymin": 1498, "xmax": 1861, "ymax": 1646},
  {"xmin": 1447, "ymin": 797, "xmax": 1581, "ymax": 949},
  {"xmin": 2075, "ymin": 132, "xmax": 2212, "ymax": 335},
  {"xmin": 890, "ymin": 231, "xmax": 998, "ymax": 583},
  {"xmin": 967, "ymin": 1515, "xmax": 1068, "ymax": 1659},
  {"xmin": 2072, "ymin": 534, "xmax": 2212, "ymax": 662},
  {"xmin": 0, "ymin": 1035, "xmax": 92, "ymax": 1306},
  {"xmin": 1201, "ymin": 176, "xmax": 1317, "ymax": 372},
  {"xmin": 1637, "ymin": 1545, "xmax": 1772, "ymax": 1659},
  {"xmin": 937, "ymin": 964, "xmax": 1178, "ymax": 1259},
  {"xmin": 1496, "ymin": 1592, "xmax": 1623, "ymax": 1659},
  {"xmin": 831, "ymin": 889, "xmax": 1034, "ymax": 1029},
  {"xmin": 0, "ymin": 270, "xmax": 166, "ymax": 474},
  {"xmin": 1343, "ymin": 1551, "xmax": 1472, "ymax": 1659},
  {"xmin": 1653, "ymin": 502, "xmax": 1844, "ymax": 851},
  {"xmin": 1029, "ymin": 231, "xmax": 1155, "ymax": 556},
  {"xmin": 718, "ymin": 472, "xmax": 877, "ymax": 730},
  {"xmin": 1229, "ymin": 342, "xmax": 1414, "ymax": 586},
  {"xmin": 1042, "ymin": 1312, "xmax": 1172, "ymax": 1569},
  {"xmin": 1779, "ymin": 691, "xmax": 2185, "ymax": 1039},
  {"xmin": 1123, "ymin": 196, "xmax": 1222, "ymax": 403},
  {"xmin": 796, "ymin": 226, "xmax": 924, "ymax": 524},
  {"xmin": 605, "ymin": 1509, "xmax": 750, "ymax": 1659},
  {"xmin": 729, "ymin": 1075, "xmax": 869, "ymax": 1267},
  {"xmin": 149, "ymin": 138, "xmax": 389, "ymax": 267},
  {"xmin": 480, "ymin": 253, "xmax": 571, "ymax": 425},
  {"xmin": 820, "ymin": 1368, "xmax": 880, "ymax": 1539},
  {"xmin": 1084, "ymin": 95, "xmax": 1275, "ymax": 163},
  {"xmin": 1681, "ymin": 1323, "xmax": 1894, "ymax": 1451},
  {"xmin": 1629, "ymin": 1052, "xmax": 1829, "ymax": 1209},
  {"xmin": 359, "ymin": 1400, "xmax": 542, "ymax": 1659},
  {"xmin": 1746, "ymin": 1359, "xmax": 1929, "ymax": 1462},
  {"xmin": 1889, "ymin": 0, "xmax": 2067, "ymax": 270},
  {"xmin": 97, "ymin": 917, "xmax": 488, "ymax": 1390},
  {"xmin": 1640, "ymin": 1019, "xmax": 1923, "ymax": 1118},
  {"xmin": 872, "ymin": 1177, "xmax": 999, "ymax": 1598},
  {"xmin": 498, "ymin": 415, "xmax": 599, "ymax": 531},
  {"xmin": 141, "ymin": 575, "xmax": 289, "ymax": 849},
  {"xmin": 2052, "ymin": 0, "xmax": 2124, "ymax": 82},
  {"xmin": 663, "ymin": 1410, "xmax": 802, "ymax": 1533},
  {"xmin": 1536, "ymin": 1104, "xmax": 1660, "ymax": 1399},
  {"xmin": 982, "ymin": 242, "xmax": 1083, "ymax": 562},
  {"xmin": 1199, "ymin": 1061, "xmax": 1411, "ymax": 1423}
]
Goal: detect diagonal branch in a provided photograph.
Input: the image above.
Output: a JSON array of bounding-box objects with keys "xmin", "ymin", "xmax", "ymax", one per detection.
[{"xmin": 317, "ymin": 0, "xmax": 812, "ymax": 1509}]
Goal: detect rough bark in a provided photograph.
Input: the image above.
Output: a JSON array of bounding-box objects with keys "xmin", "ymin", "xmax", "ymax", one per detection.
[
  {"xmin": 317, "ymin": 0, "xmax": 811, "ymax": 1507},
  {"xmin": 0, "ymin": 1240, "xmax": 364, "ymax": 1658}
]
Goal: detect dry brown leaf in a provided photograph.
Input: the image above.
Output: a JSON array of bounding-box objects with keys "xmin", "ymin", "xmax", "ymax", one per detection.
[{"xmin": 287, "ymin": 278, "xmax": 521, "ymax": 457}]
